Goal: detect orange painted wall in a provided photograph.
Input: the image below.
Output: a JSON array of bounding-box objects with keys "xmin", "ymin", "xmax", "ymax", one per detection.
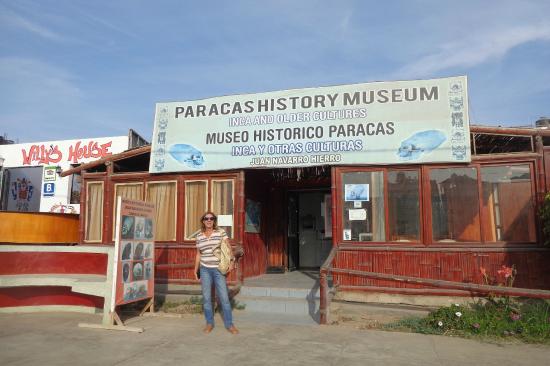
[{"xmin": 0, "ymin": 212, "xmax": 79, "ymax": 243}]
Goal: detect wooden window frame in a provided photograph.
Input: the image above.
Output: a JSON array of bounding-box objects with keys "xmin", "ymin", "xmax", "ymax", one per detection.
[
  {"xmin": 111, "ymin": 183, "xmax": 144, "ymax": 240},
  {"xmin": 184, "ymin": 179, "xmax": 209, "ymax": 241},
  {"xmin": 84, "ymin": 181, "xmax": 104, "ymax": 243},
  {"xmin": 145, "ymin": 180, "xmax": 178, "ymax": 242},
  {"xmin": 211, "ymin": 179, "xmax": 236, "ymax": 238}
]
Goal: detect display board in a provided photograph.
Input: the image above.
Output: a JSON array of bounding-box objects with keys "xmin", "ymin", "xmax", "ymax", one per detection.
[{"xmin": 111, "ymin": 198, "xmax": 155, "ymax": 309}]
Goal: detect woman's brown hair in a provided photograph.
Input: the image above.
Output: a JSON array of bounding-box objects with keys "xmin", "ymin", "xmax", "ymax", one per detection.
[{"xmin": 200, "ymin": 211, "xmax": 218, "ymax": 232}]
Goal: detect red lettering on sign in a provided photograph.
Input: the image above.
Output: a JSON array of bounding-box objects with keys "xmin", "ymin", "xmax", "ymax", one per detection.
[
  {"xmin": 67, "ymin": 141, "xmax": 113, "ymax": 163},
  {"xmin": 21, "ymin": 145, "xmax": 63, "ymax": 165}
]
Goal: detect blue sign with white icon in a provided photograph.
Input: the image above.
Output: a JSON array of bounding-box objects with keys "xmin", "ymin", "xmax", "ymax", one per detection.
[{"xmin": 43, "ymin": 182, "xmax": 55, "ymax": 197}]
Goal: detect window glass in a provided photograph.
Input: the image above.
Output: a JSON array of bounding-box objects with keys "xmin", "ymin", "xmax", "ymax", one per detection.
[
  {"xmin": 430, "ymin": 167, "xmax": 480, "ymax": 242},
  {"xmin": 85, "ymin": 182, "xmax": 103, "ymax": 242},
  {"xmin": 388, "ymin": 170, "xmax": 420, "ymax": 241},
  {"xmin": 185, "ymin": 181, "xmax": 207, "ymax": 239},
  {"xmin": 212, "ymin": 180, "xmax": 234, "ymax": 238},
  {"xmin": 342, "ymin": 171, "xmax": 385, "ymax": 241},
  {"xmin": 147, "ymin": 182, "xmax": 177, "ymax": 241},
  {"xmin": 69, "ymin": 173, "xmax": 81, "ymax": 205},
  {"xmin": 481, "ymin": 165, "xmax": 535, "ymax": 242}
]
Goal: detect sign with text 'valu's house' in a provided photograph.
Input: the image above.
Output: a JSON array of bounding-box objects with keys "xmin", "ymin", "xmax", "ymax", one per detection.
[{"xmin": 149, "ymin": 76, "xmax": 470, "ymax": 173}]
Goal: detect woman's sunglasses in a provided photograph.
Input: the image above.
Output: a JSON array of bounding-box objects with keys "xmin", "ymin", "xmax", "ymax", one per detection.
[{"xmin": 203, "ymin": 216, "xmax": 216, "ymax": 221}]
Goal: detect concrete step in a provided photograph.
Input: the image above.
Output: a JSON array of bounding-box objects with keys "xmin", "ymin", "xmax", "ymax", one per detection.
[
  {"xmin": 235, "ymin": 295, "xmax": 319, "ymax": 316},
  {"xmin": 238, "ymin": 286, "xmax": 320, "ymax": 299}
]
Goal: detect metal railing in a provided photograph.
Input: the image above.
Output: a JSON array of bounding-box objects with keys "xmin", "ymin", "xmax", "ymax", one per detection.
[{"xmin": 319, "ymin": 246, "xmax": 550, "ymax": 325}]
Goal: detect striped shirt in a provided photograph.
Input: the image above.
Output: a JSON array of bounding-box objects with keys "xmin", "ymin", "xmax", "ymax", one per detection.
[{"xmin": 196, "ymin": 229, "xmax": 227, "ymax": 268}]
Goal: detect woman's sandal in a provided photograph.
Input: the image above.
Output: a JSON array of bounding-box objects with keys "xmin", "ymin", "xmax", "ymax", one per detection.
[
  {"xmin": 227, "ymin": 325, "xmax": 239, "ymax": 334},
  {"xmin": 203, "ymin": 324, "xmax": 214, "ymax": 334}
]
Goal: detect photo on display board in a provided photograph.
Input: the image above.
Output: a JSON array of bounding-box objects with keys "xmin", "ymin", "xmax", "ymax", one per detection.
[
  {"xmin": 144, "ymin": 243, "xmax": 153, "ymax": 259},
  {"xmin": 121, "ymin": 216, "xmax": 135, "ymax": 239},
  {"xmin": 124, "ymin": 282, "xmax": 138, "ymax": 301},
  {"xmin": 144, "ymin": 218, "xmax": 154, "ymax": 239},
  {"xmin": 121, "ymin": 242, "xmax": 133, "ymax": 260},
  {"xmin": 133, "ymin": 261, "xmax": 144, "ymax": 281},
  {"xmin": 122, "ymin": 261, "xmax": 131, "ymax": 283},
  {"xmin": 133, "ymin": 242, "xmax": 144, "ymax": 260},
  {"xmin": 136, "ymin": 281, "xmax": 148, "ymax": 298},
  {"xmin": 134, "ymin": 217, "xmax": 145, "ymax": 239},
  {"xmin": 144, "ymin": 261, "xmax": 153, "ymax": 280}
]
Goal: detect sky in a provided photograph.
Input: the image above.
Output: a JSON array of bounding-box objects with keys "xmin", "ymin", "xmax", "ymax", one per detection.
[{"xmin": 1, "ymin": 0, "xmax": 549, "ymax": 143}]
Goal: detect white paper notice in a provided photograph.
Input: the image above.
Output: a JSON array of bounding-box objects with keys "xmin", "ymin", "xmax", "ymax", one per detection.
[
  {"xmin": 349, "ymin": 209, "xmax": 367, "ymax": 221},
  {"xmin": 343, "ymin": 229, "xmax": 351, "ymax": 240},
  {"xmin": 353, "ymin": 201, "xmax": 362, "ymax": 208},
  {"xmin": 217, "ymin": 215, "xmax": 233, "ymax": 227}
]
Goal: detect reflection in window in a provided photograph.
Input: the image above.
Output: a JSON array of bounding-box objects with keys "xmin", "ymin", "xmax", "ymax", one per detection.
[
  {"xmin": 481, "ymin": 165, "xmax": 535, "ymax": 242},
  {"xmin": 185, "ymin": 181, "xmax": 207, "ymax": 239},
  {"xmin": 212, "ymin": 180, "xmax": 234, "ymax": 238},
  {"xmin": 388, "ymin": 170, "xmax": 420, "ymax": 241},
  {"xmin": 69, "ymin": 172, "xmax": 81, "ymax": 204},
  {"xmin": 342, "ymin": 171, "xmax": 385, "ymax": 241},
  {"xmin": 430, "ymin": 167, "xmax": 480, "ymax": 242}
]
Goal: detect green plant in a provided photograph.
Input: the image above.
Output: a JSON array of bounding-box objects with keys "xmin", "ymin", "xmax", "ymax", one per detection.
[{"xmin": 540, "ymin": 192, "xmax": 550, "ymax": 246}]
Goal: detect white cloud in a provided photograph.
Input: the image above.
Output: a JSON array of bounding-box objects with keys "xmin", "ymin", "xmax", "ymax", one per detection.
[
  {"xmin": 394, "ymin": 23, "xmax": 550, "ymax": 78},
  {"xmin": 0, "ymin": 8, "xmax": 67, "ymax": 42}
]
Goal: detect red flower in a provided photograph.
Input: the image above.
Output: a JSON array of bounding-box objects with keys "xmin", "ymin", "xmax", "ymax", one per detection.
[
  {"xmin": 497, "ymin": 265, "xmax": 514, "ymax": 279},
  {"xmin": 479, "ymin": 267, "xmax": 487, "ymax": 276}
]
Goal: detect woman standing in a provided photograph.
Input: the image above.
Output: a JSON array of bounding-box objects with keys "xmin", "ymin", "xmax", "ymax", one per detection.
[{"xmin": 194, "ymin": 211, "xmax": 239, "ymax": 334}]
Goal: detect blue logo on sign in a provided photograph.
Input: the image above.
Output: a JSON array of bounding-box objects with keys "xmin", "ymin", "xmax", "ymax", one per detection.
[{"xmin": 43, "ymin": 182, "xmax": 55, "ymax": 197}]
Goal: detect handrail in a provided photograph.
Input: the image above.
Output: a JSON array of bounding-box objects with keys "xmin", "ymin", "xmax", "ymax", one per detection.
[
  {"xmin": 328, "ymin": 268, "xmax": 550, "ymax": 298},
  {"xmin": 319, "ymin": 248, "xmax": 550, "ymax": 325},
  {"xmin": 319, "ymin": 246, "xmax": 338, "ymax": 324}
]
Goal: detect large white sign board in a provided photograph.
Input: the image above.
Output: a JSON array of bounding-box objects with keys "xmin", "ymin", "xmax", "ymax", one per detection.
[{"xmin": 150, "ymin": 76, "xmax": 470, "ymax": 173}]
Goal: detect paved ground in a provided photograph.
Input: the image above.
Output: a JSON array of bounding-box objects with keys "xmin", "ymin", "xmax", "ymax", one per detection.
[{"xmin": 1, "ymin": 311, "xmax": 549, "ymax": 366}]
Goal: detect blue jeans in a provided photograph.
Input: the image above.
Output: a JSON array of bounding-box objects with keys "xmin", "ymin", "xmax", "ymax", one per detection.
[{"xmin": 199, "ymin": 266, "xmax": 233, "ymax": 329}]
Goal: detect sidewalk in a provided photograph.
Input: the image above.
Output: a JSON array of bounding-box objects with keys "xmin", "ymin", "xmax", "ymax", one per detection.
[{"xmin": 1, "ymin": 311, "xmax": 549, "ymax": 366}]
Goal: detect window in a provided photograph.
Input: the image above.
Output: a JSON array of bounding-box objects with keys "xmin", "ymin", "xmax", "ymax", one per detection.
[
  {"xmin": 185, "ymin": 181, "xmax": 208, "ymax": 239},
  {"xmin": 212, "ymin": 180, "xmax": 234, "ymax": 238},
  {"xmin": 342, "ymin": 171, "xmax": 385, "ymax": 241},
  {"xmin": 146, "ymin": 181, "xmax": 177, "ymax": 241},
  {"xmin": 69, "ymin": 165, "xmax": 81, "ymax": 205},
  {"xmin": 85, "ymin": 182, "xmax": 104, "ymax": 242},
  {"xmin": 481, "ymin": 165, "xmax": 535, "ymax": 242},
  {"xmin": 112, "ymin": 183, "xmax": 143, "ymax": 239},
  {"xmin": 69, "ymin": 174, "xmax": 81, "ymax": 204},
  {"xmin": 430, "ymin": 167, "xmax": 480, "ymax": 242},
  {"xmin": 388, "ymin": 170, "xmax": 420, "ymax": 241}
]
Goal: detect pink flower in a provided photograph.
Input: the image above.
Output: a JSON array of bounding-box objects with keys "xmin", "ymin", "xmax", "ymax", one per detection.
[
  {"xmin": 510, "ymin": 313, "xmax": 521, "ymax": 321},
  {"xmin": 479, "ymin": 267, "xmax": 487, "ymax": 276},
  {"xmin": 497, "ymin": 265, "xmax": 514, "ymax": 279},
  {"xmin": 472, "ymin": 323, "xmax": 480, "ymax": 329}
]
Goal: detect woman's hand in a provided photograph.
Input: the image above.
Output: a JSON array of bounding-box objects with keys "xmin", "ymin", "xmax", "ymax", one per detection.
[{"xmin": 194, "ymin": 267, "xmax": 200, "ymax": 280}]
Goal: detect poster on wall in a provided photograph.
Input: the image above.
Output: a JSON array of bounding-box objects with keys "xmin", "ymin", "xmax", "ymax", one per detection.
[
  {"xmin": 150, "ymin": 76, "xmax": 470, "ymax": 173},
  {"xmin": 345, "ymin": 184, "xmax": 369, "ymax": 202},
  {"xmin": 111, "ymin": 198, "xmax": 156, "ymax": 310},
  {"xmin": 6, "ymin": 166, "xmax": 42, "ymax": 212},
  {"xmin": 245, "ymin": 199, "xmax": 261, "ymax": 233}
]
